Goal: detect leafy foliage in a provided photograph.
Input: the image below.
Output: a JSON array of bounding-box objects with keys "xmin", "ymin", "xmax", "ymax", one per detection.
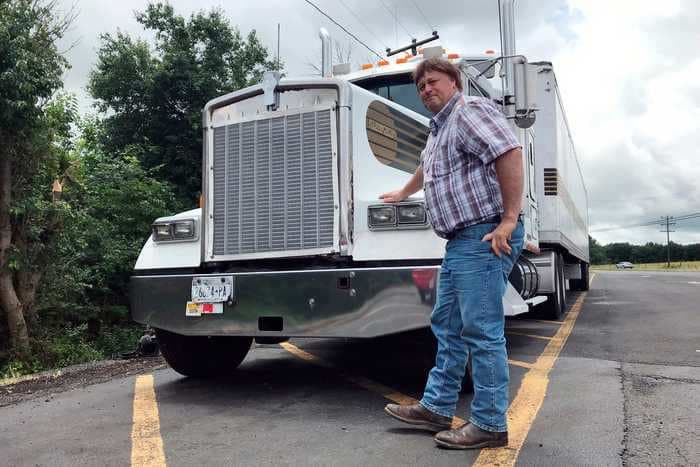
[
  {"xmin": 88, "ymin": 2, "xmax": 281, "ymax": 204},
  {"xmin": 0, "ymin": 0, "xmax": 70, "ymax": 134},
  {"xmin": 39, "ymin": 117, "xmax": 185, "ymax": 324}
]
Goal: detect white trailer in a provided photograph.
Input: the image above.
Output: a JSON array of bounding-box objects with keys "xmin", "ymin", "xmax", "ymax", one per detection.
[{"xmin": 129, "ymin": 1, "xmax": 588, "ymax": 376}]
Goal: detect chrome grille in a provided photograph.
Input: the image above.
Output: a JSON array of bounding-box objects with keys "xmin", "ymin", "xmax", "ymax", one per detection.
[{"xmin": 212, "ymin": 109, "xmax": 335, "ymax": 256}]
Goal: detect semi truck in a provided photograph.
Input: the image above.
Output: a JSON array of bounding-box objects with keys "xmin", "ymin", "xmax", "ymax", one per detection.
[{"xmin": 129, "ymin": 0, "xmax": 589, "ymax": 377}]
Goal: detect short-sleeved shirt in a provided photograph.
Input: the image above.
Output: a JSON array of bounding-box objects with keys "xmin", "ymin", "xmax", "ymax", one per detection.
[{"xmin": 421, "ymin": 91, "xmax": 521, "ymax": 239}]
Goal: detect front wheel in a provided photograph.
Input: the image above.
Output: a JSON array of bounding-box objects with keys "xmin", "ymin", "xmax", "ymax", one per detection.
[{"xmin": 156, "ymin": 329, "xmax": 252, "ymax": 378}]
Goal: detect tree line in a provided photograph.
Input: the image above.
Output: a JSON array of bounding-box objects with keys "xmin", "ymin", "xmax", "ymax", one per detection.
[
  {"xmin": 0, "ymin": 0, "xmax": 279, "ymax": 376},
  {"xmin": 589, "ymin": 236, "xmax": 700, "ymax": 265}
]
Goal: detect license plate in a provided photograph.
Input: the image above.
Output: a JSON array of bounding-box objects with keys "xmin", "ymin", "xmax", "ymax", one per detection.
[{"xmin": 191, "ymin": 276, "xmax": 233, "ymax": 303}]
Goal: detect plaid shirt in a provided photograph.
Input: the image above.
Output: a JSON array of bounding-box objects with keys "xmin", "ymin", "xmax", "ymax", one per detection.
[{"xmin": 421, "ymin": 91, "xmax": 521, "ymax": 239}]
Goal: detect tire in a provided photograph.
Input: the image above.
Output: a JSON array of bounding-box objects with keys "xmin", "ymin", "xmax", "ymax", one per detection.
[
  {"xmin": 570, "ymin": 262, "xmax": 589, "ymax": 291},
  {"xmin": 156, "ymin": 329, "xmax": 252, "ymax": 378},
  {"xmin": 539, "ymin": 253, "xmax": 563, "ymax": 320},
  {"xmin": 558, "ymin": 253, "xmax": 567, "ymax": 316}
]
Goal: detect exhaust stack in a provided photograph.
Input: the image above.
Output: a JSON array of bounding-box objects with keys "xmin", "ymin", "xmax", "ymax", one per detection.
[
  {"xmin": 499, "ymin": 0, "xmax": 517, "ymax": 101},
  {"xmin": 320, "ymin": 28, "xmax": 332, "ymax": 77}
]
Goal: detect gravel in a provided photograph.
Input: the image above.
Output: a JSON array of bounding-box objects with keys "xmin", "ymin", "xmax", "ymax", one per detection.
[{"xmin": 0, "ymin": 356, "xmax": 166, "ymax": 407}]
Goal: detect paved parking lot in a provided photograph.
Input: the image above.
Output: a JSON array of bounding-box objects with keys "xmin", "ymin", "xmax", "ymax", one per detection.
[{"xmin": 2, "ymin": 271, "xmax": 698, "ymax": 466}]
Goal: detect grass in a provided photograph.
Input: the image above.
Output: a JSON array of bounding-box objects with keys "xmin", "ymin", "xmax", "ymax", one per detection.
[
  {"xmin": 592, "ymin": 260, "xmax": 700, "ymax": 271},
  {"xmin": 0, "ymin": 323, "xmax": 145, "ymax": 380}
]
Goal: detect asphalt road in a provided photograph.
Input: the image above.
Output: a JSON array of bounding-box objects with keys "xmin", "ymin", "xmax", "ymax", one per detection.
[{"xmin": 1, "ymin": 270, "xmax": 698, "ymax": 466}]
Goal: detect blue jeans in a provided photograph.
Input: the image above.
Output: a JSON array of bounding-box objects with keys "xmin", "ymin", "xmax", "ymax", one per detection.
[{"xmin": 419, "ymin": 221, "xmax": 525, "ymax": 432}]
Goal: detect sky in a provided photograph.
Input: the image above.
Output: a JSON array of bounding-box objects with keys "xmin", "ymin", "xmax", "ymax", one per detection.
[{"xmin": 54, "ymin": 0, "xmax": 700, "ymax": 245}]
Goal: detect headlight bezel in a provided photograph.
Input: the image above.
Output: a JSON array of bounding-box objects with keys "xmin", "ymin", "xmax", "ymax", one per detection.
[
  {"xmin": 367, "ymin": 201, "xmax": 429, "ymax": 231},
  {"xmin": 151, "ymin": 218, "xmax": 198, "ymax": 243}
]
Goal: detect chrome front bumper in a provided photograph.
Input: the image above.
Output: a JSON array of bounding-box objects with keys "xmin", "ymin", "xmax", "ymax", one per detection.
[{"xmin": 129, "ymin": 266, "xmax": 439, "ymax": 338}]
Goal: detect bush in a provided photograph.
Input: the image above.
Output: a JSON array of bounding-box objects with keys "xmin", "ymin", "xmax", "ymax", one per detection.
[{"xmin": 0, "ymin": 322, "xmax": 147, "ymax": 379}]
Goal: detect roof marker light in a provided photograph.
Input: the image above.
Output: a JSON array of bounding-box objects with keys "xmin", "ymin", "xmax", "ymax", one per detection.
[
  {"xmin": 447, "ymin": 53, "xmax": 460, "ymax": 59},
  {"xmin": 361, "ymin": 63, "xmax": 373, "ymax": 70},
  {"xmin": 377, "ymin": 59, "xmax": 389, "ymax": 66},
  {"xmin": 485, "ymin": 49, "xmax": 495, "ymax": 55},
  {"xmin": 396, "ymin": 57, "xmax": 408, "ymax": 64}
]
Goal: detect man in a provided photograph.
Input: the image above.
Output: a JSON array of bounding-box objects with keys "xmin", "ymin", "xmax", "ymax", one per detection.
[{"xmin": 380, "ymin": 57, "xmax": 525, "ymax": 450}]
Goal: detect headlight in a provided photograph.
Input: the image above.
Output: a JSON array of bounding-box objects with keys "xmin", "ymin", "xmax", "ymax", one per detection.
[
  {"xmin": 152, "ymin": 219, "xmax": 197, "ymax": 242},
  {"xmin": 152, "ymin": 223, "xmax": 173, "ymax": 242},
  {"xmin": 368, "ymin": 206, "xmax": 396, "ymax": 227},
  {"xmin": 397, "ymin": 204, "xmax": 427, "ymax": 224},
  {"xmin": 368, "ymin": 202, "xmax": 429, "ymax": 230},
  {"xmin": 173, "ymin": 220, "xmax": 195, "ymax": 239}
]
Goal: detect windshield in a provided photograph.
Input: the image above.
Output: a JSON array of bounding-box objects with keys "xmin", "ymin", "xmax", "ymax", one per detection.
[{"xmin": 353, "ymin": 73, "xmax": 431, "ymax": 118}]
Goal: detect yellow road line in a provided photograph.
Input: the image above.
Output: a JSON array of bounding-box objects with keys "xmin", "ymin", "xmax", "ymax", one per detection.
[
  {"xmin": 531, "ymin": 319, "xmax": 565, "ymax": 325},
  {"xmin": 507, "ymin": 359, "xmax": 536, "ymax": 370},
  {"xmin": 506, "ymin": 331, "xmax": 555, "ymax": 341},
  {"xmin": 474, "ymin": 287, "xmax": 590, "ymax": 466},
  {"xmin": 280, "ymin": 342, "xmax": 467, "ymax": 428},
  {"xmin": 131, "ymin": 374, "xmax": 166, "ymax": 467}
]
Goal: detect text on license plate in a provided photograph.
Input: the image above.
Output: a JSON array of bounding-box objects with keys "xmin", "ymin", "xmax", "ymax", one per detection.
[{"xmin": 191, "ymin": 276, "xmax": 233, "ymax": 303}]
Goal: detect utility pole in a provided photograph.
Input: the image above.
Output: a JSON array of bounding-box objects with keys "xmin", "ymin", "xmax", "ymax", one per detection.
[{"xmin": 660, "ymin": 216, "xmax": 676, "ymax": 268}]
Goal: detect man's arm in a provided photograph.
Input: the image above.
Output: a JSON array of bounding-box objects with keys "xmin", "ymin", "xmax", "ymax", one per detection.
[
  {"xmin": 482, "ymin": 148, "xmax": 524, "ymax": 256},
  {"xmin": 379, "ymin": 165, "xmax": 424, "ymax": 202}
]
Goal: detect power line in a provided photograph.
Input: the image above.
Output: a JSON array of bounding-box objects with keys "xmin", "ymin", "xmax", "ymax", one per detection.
[
  {"xmin": 408, "ymin": 0, "xmax": 435, "ymax": 33},
  {"xmin": 673, "ymin": 212, "xmax": 700, "ymax": 222},
  {"xmin": 377, "ymin": 0, "xmax": 414, "ymax": 40},
  {"xmin": 590, "ymin": 220, "xmax": 662, "ymax": 233},
  {"xmin": 590, "ymin": 211, "xmax": 700, "ymax": 233},
  {"xmin": 303, "ymin": 0, "xmax": 384, "ymax": 60},
  {"xmin": 335, "ymin": 0, "xmax": 389, "ymax": 51}
]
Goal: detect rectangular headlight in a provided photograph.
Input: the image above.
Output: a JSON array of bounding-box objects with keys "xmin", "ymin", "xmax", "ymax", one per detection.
[
  {"xmin": 173, "ymin": 220, "xmax": 195, "ymax": 239},
  {"xmin": 368, "ymin": 205, "xmax": 396, "ymax": 228},
  {"xmin": 152, "ymin": 223, "xmax": 173, "ymax": 242},
  {"xmin": 397, "ymin": 204, "xmax": 427, "ymax": 225},
  {"xmin": 152, "ymin": 219, "xmax": 197, "ymax": 242}
]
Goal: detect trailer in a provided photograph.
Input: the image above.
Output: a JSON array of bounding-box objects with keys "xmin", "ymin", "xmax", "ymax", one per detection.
[{"xmin": 129, "ymin": 1, "xmax": 588, "ymax": 377}]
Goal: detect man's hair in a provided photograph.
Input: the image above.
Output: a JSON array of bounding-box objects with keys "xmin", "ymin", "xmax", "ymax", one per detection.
[{"xmin": 412, "ymin": 57, "xmax": 463, "ymax": 92}]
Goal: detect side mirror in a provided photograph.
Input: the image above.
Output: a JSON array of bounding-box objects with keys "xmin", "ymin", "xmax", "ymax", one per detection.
[{"xmin": 513, "ymin": 58, "xmax": 537, "ymax": 128}]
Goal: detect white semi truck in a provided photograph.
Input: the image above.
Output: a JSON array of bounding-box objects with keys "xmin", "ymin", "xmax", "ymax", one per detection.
[{"xmin": 129, "ymin": 1, "xmax": 589, "ymax": 377}]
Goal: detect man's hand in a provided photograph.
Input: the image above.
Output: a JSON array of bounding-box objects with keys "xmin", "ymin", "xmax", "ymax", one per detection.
[
  {"xmin": 482, "ymin": 219, "xmax": 517, "ymax": 257},
  {"xmin": 379, "ymin": 189, "xmax": 406, "ymax": 203}
]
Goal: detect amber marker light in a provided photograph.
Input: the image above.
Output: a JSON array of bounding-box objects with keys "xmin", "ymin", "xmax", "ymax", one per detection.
[
  {"xmin": 361, "ymin": 63, "xmax": 373, "ymax": 70},
  {"xmin": 377, "ymin": 59, "xmax": 389, "ymax": 66},
  {"xmin": 447, "ymin": 53, "xmax": 460, "ymax": 59}
]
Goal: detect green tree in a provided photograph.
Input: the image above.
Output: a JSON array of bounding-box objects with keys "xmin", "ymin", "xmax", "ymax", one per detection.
[
  {"xmin": 0, "ymin": 0, "xmax": 73, "ymax": 353},
  {"xmin": 88, "ymin": 2, "xmax": 281, "ymax": 204},
  {"xmin": 39, "ymin": 117, "xmax": 184, "ymax": 325},
  {"xmin": 589, "ymin": 236, "xmax": 607, "ymax": 265}
]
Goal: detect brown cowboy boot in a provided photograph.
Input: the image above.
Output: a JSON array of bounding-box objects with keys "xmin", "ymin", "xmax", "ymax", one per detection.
[
  {"xmin": 434, "ymin": 422, "xmax": 508, "ymax": 449},
  {"xmin": 384, "ymin": 403, "xmax": 452, "ymax": 432}
]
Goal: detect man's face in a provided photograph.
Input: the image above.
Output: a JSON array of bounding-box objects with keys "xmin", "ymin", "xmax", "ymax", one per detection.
[{"xmin": 417, "ymin": 70, "xmax": 459, "ymax": 114}]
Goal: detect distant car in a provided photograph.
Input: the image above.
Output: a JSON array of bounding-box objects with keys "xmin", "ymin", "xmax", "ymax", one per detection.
[{"xmin": 616, "ymin": 261, "xmax": 634, "ymax": 269}]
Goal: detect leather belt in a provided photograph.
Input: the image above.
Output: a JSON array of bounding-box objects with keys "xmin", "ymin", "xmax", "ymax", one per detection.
[{"xmin": 444, "ymin": 213, "xmax": 523, "ymax": 240}]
